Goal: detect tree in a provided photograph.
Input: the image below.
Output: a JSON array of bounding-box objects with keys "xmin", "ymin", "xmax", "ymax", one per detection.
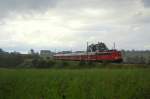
[
  {"xmin": 29, "ymin": 49, "xmax": 35, "ymax": 55},
  {"xmin": 0, "ymin": 48, "xmax": 3, "ymax": 53},
  {"xmin": 147, "ymin": 56, "xmax": 150, "ymax": 64},
  {"xmin": 139, "ymin": 56, "xmax": 145, "ymax": 64}
]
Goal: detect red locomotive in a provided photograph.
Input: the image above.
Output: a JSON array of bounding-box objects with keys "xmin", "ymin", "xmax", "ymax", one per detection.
[{"xmin": 54, "ymin": 42, "xmax": 123, "ymax": 62}]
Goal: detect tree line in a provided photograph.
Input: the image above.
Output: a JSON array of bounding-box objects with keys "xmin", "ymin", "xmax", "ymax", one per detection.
[
  {"xmin": 122, "ymin": 50, "xmax": 150, "ymax": 64},
  {"xmin": 0, "ymin": 48, "xmax": 150, "ymax": 68},
  {"xmin": 0, "ymin": 48, "xmax": 71, "ymax": 68}
]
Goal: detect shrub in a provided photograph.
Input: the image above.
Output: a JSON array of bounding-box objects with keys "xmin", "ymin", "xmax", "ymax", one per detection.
[
  {"xmin": 60, "ymin": 61, "xmax": 69, "ymax": 68},
  {"xmin": 78, "ymin": 61, "xmax": 86, "ymax": 66},
  {"xmin": 87, "ymin": 61, "xmax": 95, "ymax": 67},
  {"xmin": 47, "ymin": 60, "xmax": 56, "ymax": 67}
]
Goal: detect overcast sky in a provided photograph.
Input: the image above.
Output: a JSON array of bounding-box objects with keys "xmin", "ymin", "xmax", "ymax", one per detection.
[{"xmin": 0, "ymin": 0, "xmax": 150, "ymax": 53}]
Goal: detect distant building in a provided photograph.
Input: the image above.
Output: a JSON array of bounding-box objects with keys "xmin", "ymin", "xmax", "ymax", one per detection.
[{"xmin": 40, "ymin": 50, "xmax": 53, "ymax": 59}]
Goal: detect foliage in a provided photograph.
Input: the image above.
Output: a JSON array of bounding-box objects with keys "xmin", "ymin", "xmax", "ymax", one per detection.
[
  {"xmin": 78, "ymin": 61, "xmax": 86, "ymax": 66},
  {"xmin": 60, "ymin": 61, "xmax": 69, "ymax": 68},
  {"xmin": 0, "ymin": 48, "xmax": 150, "ymax": 69},
  {"xmin": 122, "ymin": 50, "xmax": 150, "ymax": 64},
  {"xmin": 0, "ymin": 52, "xmax": 24, "ymax": 68}
]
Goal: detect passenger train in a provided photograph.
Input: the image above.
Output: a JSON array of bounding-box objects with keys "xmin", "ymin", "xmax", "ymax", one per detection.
[{"xmin": 54, "ymin": 42, "xmax": 122, "ymax": 62}]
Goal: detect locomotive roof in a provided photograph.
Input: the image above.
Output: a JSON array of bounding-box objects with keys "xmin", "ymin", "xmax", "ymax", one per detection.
[{"xmin": 54, "ymin": 50, "xmax": 118, "ymax": 56}]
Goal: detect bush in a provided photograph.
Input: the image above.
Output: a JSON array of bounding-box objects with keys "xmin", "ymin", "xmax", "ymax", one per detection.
[
  {"xmin": 101, "ymin": 60, "xmax": 109, "ymax": 66},
  {"xmin": 87, "ymin": 61, "xmax": 95, "ymax": 67},
  {"xmin": 47, "ymin": 60, "xmax": 56, "ymax": 67},
  {"xmin": 31, "ymin": 59, "xmax": 56, "ymax": 68},
  {"xmin": 78, "ymin": 61, "xmax": 86, "ymax": 66},
  {"xmin": 61, "ymin": 61, "xmax": 69, "ymax": 67},
  {"xmin": 19, "ymin": 59, "xmax": 33, "ymax": 68}
]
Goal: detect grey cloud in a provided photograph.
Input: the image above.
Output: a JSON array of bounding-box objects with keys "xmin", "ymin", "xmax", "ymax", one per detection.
[
  {"xmin": 128, "ymin": 12, "xmax": 150, "ymax": 24},
  {"xmin": 0, "ymin": 0, "xmax": 58, "ymax": 19},
  {"xmin": 0, "ymin": 0, "xmax": 141, "ymax": 19},
  {"xmin": 143, "ymin": 0, "xmax": 150, "ymax": 7},
  {"xmin": 0, "ymin": 0, "xmax": 150, "ymax": 51},
  {"xmin": 56, "ymin": 0, "xmax": 136, "ymax": 9}
]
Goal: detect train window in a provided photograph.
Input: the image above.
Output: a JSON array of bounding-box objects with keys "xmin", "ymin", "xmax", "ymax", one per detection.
[{"xmin": 96, "ymin": 53, "xmax": 111, "ymax": 55}]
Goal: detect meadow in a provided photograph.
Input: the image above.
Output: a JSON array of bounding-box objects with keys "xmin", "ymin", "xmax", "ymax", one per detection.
[{"xmin": 0, "ymin": 68, "xmax": 150, "ymax": 99}]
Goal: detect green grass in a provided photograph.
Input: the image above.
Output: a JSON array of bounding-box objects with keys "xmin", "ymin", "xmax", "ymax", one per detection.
[{"xmin": 0, "ymin": 68, "xmax": 150, "ymax": 99}]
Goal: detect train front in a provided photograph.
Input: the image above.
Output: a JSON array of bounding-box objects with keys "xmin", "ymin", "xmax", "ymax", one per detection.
[
  {"xmin": 88, "ymin": 42, "xmax": 123, "ymax": 62},
  {"xmin": 111, "ymin": 50, "xmax": 123, "ymax": 62}
]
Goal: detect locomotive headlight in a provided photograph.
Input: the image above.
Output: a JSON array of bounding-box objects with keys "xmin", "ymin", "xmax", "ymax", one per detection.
[{"xmin": 115, "ymin": 56, "xmax": 118, "ymax": 59}]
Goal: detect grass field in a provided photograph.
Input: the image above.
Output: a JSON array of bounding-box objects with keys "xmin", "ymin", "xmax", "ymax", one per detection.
[{"xmin": 0, "ymin": 68, "xmax": 150, "ymax": 99}]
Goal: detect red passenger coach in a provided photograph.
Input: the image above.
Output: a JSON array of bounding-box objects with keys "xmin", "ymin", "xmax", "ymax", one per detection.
[{"xmin": 54, "ymin": 42, "xmax": 123, "ymax": 62}]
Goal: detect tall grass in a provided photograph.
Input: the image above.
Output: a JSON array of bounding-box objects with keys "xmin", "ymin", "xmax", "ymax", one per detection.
[{"xmin": 0, "ymin": 68, "xmax": 150, "ymax": 99}]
